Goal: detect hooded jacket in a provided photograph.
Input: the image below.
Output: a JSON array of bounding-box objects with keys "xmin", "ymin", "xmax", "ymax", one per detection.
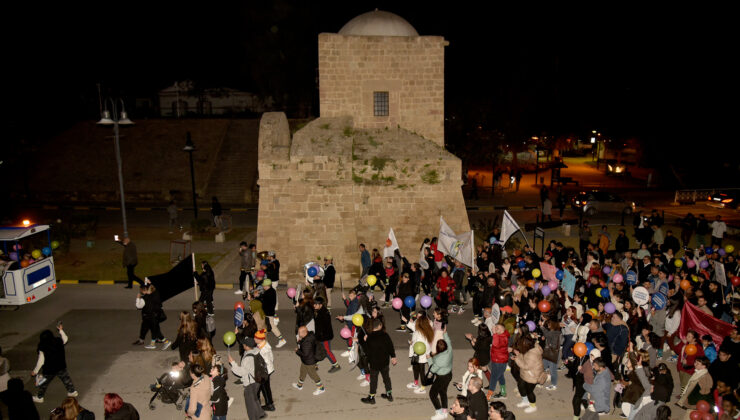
[
  {"xmin": 514, "ymin": 344, "xmax": 545, "ymax": 384},
  {"xmin": 490, "ymin": 330, "xmax": 510, "ymax": 364}
]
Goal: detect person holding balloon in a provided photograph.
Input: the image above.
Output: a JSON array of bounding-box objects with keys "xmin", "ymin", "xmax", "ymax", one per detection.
[
  {"xmin": 337, "ymin": 287, "xmax": 362, "ymax": 356},
  {"xmin": 676, "ymin": 356, "xmax": 713, "ymax": 410},
  {"xmin": 395, "ymin": 273, "xmax": 415, "ymax": 332},
  {"xmin": 670, "ymin": 330, "xmax": 705, "ymax": 389},
  {"xmin": 402, "ymin": 311, "xmax": 434, "ymax": 394}
]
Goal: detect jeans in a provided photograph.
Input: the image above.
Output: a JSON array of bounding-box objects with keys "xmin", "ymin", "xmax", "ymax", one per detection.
[
  {"xmin": 259, "ymin": 373, "xmax": 273, "ymax": 405},
  {"xmin": 543, "ymin": 359, "xmax": 558, "ymax": 386},
  {"xmin": 562, "ymin": 334, "xmax": 574, "ymax": 360},
  {"xmin": 488, "ymin": 362, "xmax": 507, "ymax": 390},
  {"xmin": 139, "ymin": 316, "xmax": 163, "ymax": 341},
  {"xmin": 429, "ymin": 372, "xmax": 452, "ymax": 409},
  {"xmin": 369, "ymin": 365, "xmax": 392, "ymax": 395},
  {"xmin": 36, "ymin": 369, "xmax": 75, "ymax": 398},
  {"xmin": 244, "ymin": 382, "xmax": 264, "ymax": 420}
]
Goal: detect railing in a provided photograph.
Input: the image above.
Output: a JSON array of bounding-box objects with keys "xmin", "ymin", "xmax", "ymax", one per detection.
[{"xmin": 673, "ymin": 188, "xmax": 740, "ymax": 204}]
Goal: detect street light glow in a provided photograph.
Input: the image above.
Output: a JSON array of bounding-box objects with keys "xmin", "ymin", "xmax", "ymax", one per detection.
[{"xmin": 590, "ymin": 137, "xmax": 596, "ymax": 144}]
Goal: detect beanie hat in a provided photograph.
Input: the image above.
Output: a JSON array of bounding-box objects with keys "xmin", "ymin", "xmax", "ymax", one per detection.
[
  {"xmin": 254, "ymin": 329, "xmax": 267, "ymax": 340},
  {"xmin": 262, "ymin": 279, "xmax": 272, "ymax": 287}
]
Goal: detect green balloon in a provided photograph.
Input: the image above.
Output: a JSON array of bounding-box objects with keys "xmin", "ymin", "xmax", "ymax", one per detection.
[
  {"xmin": 51, "ymin": 240, "xmax": 60, "ymax": 249},
  {"xmin": 413, "ymin": 341, "xmax": 426, "ymax": 355},
  {"xmin": 223, "ymin": 331, "xmax": 236, "ymax": 346}
]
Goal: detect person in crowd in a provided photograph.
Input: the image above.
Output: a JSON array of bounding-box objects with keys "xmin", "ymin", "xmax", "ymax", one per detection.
[
  {"xmin": 403, "ymin": 311, "xmax": 434, "ymax": 394},
  {"xmin": 313, "ymin": 296, "xmax": 340, "ymax": 373},
  {"xmin": 670, "ymin": 329, "xmax": 705, "ymax": 389},
  {"xmin": 187, "ymin": 363, "xmax": 212, "ymax": 420},
  {"xmin": 210, "ymin": 360, "xmax": 229, "ymax": 420},
  {"xmin": 0, "ymin": 345, "xmax": 9, "ymax": 393},
  {"xmin": 171, "ymin": 311, "xmax": 199, "ymax": 363},
  {"xmin": 237, "ymin": 242, "xmax": 255, "ymax": 295},
  {"xmin": 466, "ymin": 376, "xmax": 488, "ymax": 420},
  {"xmin": 449, "ymin": 394, "xmax": 469, "ymax": 420},
  {"xmin": 361, "ymin": 318, "xmax": 397, "ymax": 404},
  {"xmin": 428, "ymin": 328, "xmax": 453, "ymax": 420},
  {"xmin": 583, "ymin": 357, "xmax": 611, "ymax": 416},
  {"xmin": 488, "ymin": 401, "xmax": 516, "ymax": 420},
  {"xmin": 118, "ymin": 237, "xmax": 142, "ymax": 289},
  {"xmin": 711, "ymin": 215, "xmax": 727, "ymax": 246},
  {"xmin": 253, "ymin": 329, "xmax": 275, "ymax": 412},
  {"xmin": 488, "ymin": 323, "xmax": 510, "ymax": 399},
  {"xmin": 103, "ymin": 393, "xmax": 139, "ymax": 420},
  {"xmin": 133, "ymin": 282, "xmax": 169, "ymax": 349},
  {"xmin": 701, "ymin": 334, "xmax": 718, "ymax": 363},
  {"xmin": 513, "ymin": 334, "xmax": 544, "ymax": 413},
  {"xmin": 194, "ymin": 261, "xmax": 216, "ymax": 315},
  {"xmin": 257, "ymin": 279, "xmax": 287, "ymax": 348},
  {"xmin": 541, "ymin": 318, "xmax": 561, "ymax": 391},
  {"xmin": 0, "ymin": 378, "xmax": 40, "ymax": 420},
  {"xmin": 210, "ymin": 196, "xmax": 222, "ymax": 229},
  {"xmin": 229, "ymin": 336, "xmax": 266, "ymax": 420},
  {"xmin": 435, "ymin": 268, "xmax": 456, "ymax": 310},
  {"xmin": 464, "ymin": 324, "xmax": 492, "ymax": 388},
  {"xmin": 676, "ymin": 355, "xmax": 713, "ymax": 410},
  {"xmin": 292, "ymin": 326, "xmax": 325, "ymax": 396},
  {"xmin": 31, "ymin": 322, "xmax": 78, "ymax": 403},
  {"xmin": 453, "ymin": 358, "xmax": 484, "ymax": 397}
]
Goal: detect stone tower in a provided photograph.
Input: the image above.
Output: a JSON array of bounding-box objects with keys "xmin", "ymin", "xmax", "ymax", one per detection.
[{"xmin": 256, "ymin": 11, "xmax": 470, "ymax": 285}]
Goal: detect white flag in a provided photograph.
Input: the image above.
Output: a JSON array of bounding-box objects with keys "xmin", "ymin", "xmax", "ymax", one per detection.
[
  {"xmin": 438, "ymin": 217, "xmax": 475, "ymax": 268},
  {"xmin": 500, "ymin": 210, "xmax": 523, "ymax": 244},
  {"xmin": 383, "ymin": 228, "xmax": 400, "ymax": 258},
  {"xmin": 714, "ymin": 261, "xmax": 727, "ymax": 287}
]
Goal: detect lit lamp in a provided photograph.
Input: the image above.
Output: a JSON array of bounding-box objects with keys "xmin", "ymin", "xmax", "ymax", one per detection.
[{"xmin": 98, "ymin": 98, "xmax": 134, "ymax": 238}]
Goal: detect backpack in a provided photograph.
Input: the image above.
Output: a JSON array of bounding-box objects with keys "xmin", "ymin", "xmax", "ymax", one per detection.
[
  {"xmin": 313, "ymin": 338, "xmax": 327, "ymax": 362},
  {"xmin": 245, "ymin": 353, "xmax": 269, "ymax": 383}
]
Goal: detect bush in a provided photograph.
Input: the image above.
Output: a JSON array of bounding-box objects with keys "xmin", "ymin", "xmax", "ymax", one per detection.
[{"xmin": 190, "ymin": 218, "xmax": 212, "ymax": 233}]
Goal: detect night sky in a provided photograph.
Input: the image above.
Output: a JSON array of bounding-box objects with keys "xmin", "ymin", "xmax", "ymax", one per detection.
[{"xmin": 4, "ymin": 2, "xmax": 736, "ymax": 178}]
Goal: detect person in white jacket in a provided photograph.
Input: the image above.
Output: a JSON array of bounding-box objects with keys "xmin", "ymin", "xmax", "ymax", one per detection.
[
  {"xmin": 454, "ymin": 358, "xmax": 485, "ymax": 397},
  {"xmin": 254, "ymin": 329, "xmax": 275, "ymax": 411},
  {"xmin": 403, "ymin": 312, "xmax": 434, "ymax": 394}
]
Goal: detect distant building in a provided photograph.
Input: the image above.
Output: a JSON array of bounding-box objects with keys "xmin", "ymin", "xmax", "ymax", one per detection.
[{"xmin": 158, "ymin": 80, "xmax": 273, "ymax": 117}]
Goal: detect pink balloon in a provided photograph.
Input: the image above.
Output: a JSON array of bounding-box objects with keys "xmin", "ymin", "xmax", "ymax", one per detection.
[
  {"xmin": 286, "ymin": 287, "xmax": 297, "ymax": 298},
  {"xmin": 340, "ymin": 327, "xmax": 352, "ymax": 339},
  {"xmin": 548, "ymin": 280, "xmax": 558, "ymax": 291},
  {"xmin": 612, "ymin": 273, "xmax": 623, "ymax": 283},
  {"xmin": 687, "ymin": 260, "xmax": 696, "ymax": 269},
  {"xmin": 392, "ymin": 297, "xmax": 403, "ymax": 310}
]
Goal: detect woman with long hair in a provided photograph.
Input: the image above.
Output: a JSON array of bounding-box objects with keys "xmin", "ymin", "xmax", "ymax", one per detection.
[
  {"xmin": 133, "ymin": 283, "xmax": 169, "ymax": 349},
  {"xmin": 171, "ymin": 311, "xmax": 199, "ymax": 363},
  {"xmin": 60, "ymin": 397, "xmax": 94, "ymax": 420},
  {"xmin": 428, "ymin": 328, "xmax": 453, "ymax": 420},
  {"xmin": 561, "ymin": 306, "xmax": 578, "ymax": 362},
  {"xmin": 192, "ymin": 301, "xmax": 210, "ymax": 340},
  {"xmin": 404, "ymin": 311, "xmax": 434, "ymax": 394},
  {"xmin": 541, "ymin": 318, "xmax": 562, "ymax": 391},
  {"xmin": 513, "ymin": 334, "xmax": 545, "ymax": 413},
  {"xmin": 434, "ymin": 269, "xmax": 455, "ymax": 310},
  {"xmin": 464, "ymin": 323, "xmax": 492, "ymax": 386},
  {"xmin": 194, "ymin": 261, "xmax": 216, "ymax": 315},
  {"xmin": 197, "ymin": 337, "xmax": 216, "ymax": 371},
  {"xmin": 103, "ymin": 393, "xmax": 139, "ymax": 420}
]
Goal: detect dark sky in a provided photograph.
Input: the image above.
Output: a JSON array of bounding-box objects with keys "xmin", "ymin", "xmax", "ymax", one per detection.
[{"xmin": 5, "ymin": 2, "xmax": 735, "ymax": 168}]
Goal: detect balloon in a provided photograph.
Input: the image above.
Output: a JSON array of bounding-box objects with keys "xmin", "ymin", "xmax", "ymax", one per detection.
[
  {"xmin": 603, "ymin": 266, "xmax": 611, "ymax": 275},
  {"xmin": 31, "ymin": 249, "xmax": 41, "ymax": 259},
  {"xmin": 532, "ymin": 268, "xmax": 541, "ymax": 278},
  {"xmin": 687, "ymin": 260, "xmax": 696, "ymax": 268},
  {"xmin": 527, "ymin": 280, "xmax": 535, "ymax": 288},
  {"xmin": 705, "ymin": 247, "xmax": 713, "ymax": 255},
  {"xmin": 732, "ymin": 276, "xmax": 740, "ymax": 287},
  {"xmin": 583, "ymin": 296, "xmax": 588, "ymax": 303},
  {"xmin": 420, "ymin": 295, "xmax": 433, "ymax": 308},
  {"xmin": 538, "ymin": 300, "xmax": 551, "ymax": 312},
  {"xmin": 586, "ymin": 342, "xmax": 595, "ymax": 354},
  {"xmin": 595, "ymin": 287, "xmax": 602, "ymax": 296},
  {"xmin": 518, "ymin": 260, "xmax": 526, "ymax": 269},
  {"xmin": 674, "ymin": 259, "xmax": 683, "ymax": 268},
  {"xmin": 404, "ymin": 296, "xmax": 415, "ymax": 309},
  {"xmin": 696, "ymin": 400, "xmax": 711, "ymax": 413},
  {"xmin": 556, "ymin": 270, "xmax": 564, "ymax": 280},
  {"xmin": 234, "ymin": 301, "xmax": 245, "ymax": 311},
  {"xmin": 651, "ymin": 293, "xmax": 667, "ymax": 310},
  {"xmin": 340, "ymin": 327, "xmax": 352, "ymax": 339},
  {"xmin": 515, "ymin": 257, "xmax": 524, "ymax": 263},
  {"xmin": 20, "ymin": 260, "xmax": 29, "ymax": 268},
  {"xmin": 223, "ymin": 331, "xmax": 236, "ymax": 346},
  {"xmin": 548, "ymin": 280, "xmax": 558, "ymax": 291},
  {"xmin": 386, "ymin": 238, "xmax": 392, "ymax": 247},
  {"xmin": 307, "ymin": 266, "xmax": 318, "ymax": 277},
  {"xmin": 685, "ymin": 344, "xmax": 698, "ymax": 356},
  {"xmin": 541, "ymin": 285, "xmax": 551, "ymax": 296},
  {"xmin": 691, "ymin": 275, "xmax": 699, "ymax": 282},
  {"xmin": 604, "ymin": 302, "xmax": 616, "ymax": 314},
  {"xmin": 718, "ymin": 248, "xmax": 727, "ymax": 256},
  {"xmin": 600, "ymin": 288, "xmax": 609, "ymax": 299},
  {"xmin": 42, "ymin": 246, "xmax": 52, "ymax": 257},
  {"xmin": 413, "ymin": 342, "xmax": 427, "ymax": 355},
  {"xmin": 573, "ymin": 342, "xmax": 588, "ymax": 357},
  {"xmin": 701, "ymin": 413, "xmax": 714, "ymax": 420},
  {"xmin": 392, "ymin": 298, "xmax": 403, "ymax": 310},
  {"xmin": 588, "ymin": 308, "xmax": 599, "ymax": 317},
  {"xmin": 8, "ymin": 252, "xmax": 18, "ymax": 261},
  {"xmin": 699, "ymin": 260, "xmax": 709, "ymax": 269},
  {"xmin": 526, "ymin": 321, "xmax": 536, "ymax": 332},
  {"xmin": 612, "ymin": 273, "xmax": 623, "ymax": 283},
  {"xmin": 51, "ymin": 240, "xmax": 60, "ymax": 249},
  {"xmin": 689, "ymin": 410, "xmax": 701, "ymax": 420},
  {"xmin": 725, "ymin": 244, "xmax": 735, "ymax": 254},
  {"xmin": 681, "ymin": 280, "xmax": 691, "ymax": 290},
  {"xmin": 366, "ymin": 275, "xmax": 377, "ymax": 286},
  {"xmin": 352, "ymin": 313, "xmax": 364, "ymax": 327}
]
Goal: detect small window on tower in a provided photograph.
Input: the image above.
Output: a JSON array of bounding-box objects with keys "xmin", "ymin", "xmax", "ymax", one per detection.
[{"xmin": 373, "ymin": 91, "xmax": 389, "ymax": 116}]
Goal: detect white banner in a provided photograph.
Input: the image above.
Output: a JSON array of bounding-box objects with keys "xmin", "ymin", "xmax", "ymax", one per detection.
[
  {"xmin": 500, "ymin": 210, "xmax": 522, "ymax": 244},
  {"xmin": 715, "ymin": 261, "xmax": 727, "ymax": 287},
  {"xmin": 439, "ymin": 217, "xmax": 475, "ymax": 268},
  {"xmin": 383, "ymin": 228, "xmax": 400, "ymax": 259}
]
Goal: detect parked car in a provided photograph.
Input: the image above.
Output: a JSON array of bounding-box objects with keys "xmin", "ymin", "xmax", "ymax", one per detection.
[
  {"xmin": 707, "ymin": 190, "xmax": 738, "ymax": 209},
  {"xmin": 571, "ymin": 190, "xmax": 636, "ymax": 216}
]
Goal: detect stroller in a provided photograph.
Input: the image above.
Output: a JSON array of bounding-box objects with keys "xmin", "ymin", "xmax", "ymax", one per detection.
[{"xmin": 148, "ymin": 366, "xmax": 190, "ymax": 411}]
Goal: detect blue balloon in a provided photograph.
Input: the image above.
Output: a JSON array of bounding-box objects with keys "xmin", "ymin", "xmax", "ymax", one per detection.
[
  {"xmin": 651, "ymin": 293, "xmax": 667, "ymax": 310},
  {"xmin": 600, "ymin": 288, "xmax": 610, "ymax": 299},
  {"xmin": 404, "ymin": 296, "xmax": 415, "ymax": 309},
  {"xmin": 307, "ymin": 266, "xmax": 318, "ymax": 277},
  {"xmin": 518, "ymin": 260, "xmax": 526, "ymax": 269},
  {"xmin": 625, "ymin": 270, "xmax": 638, "ymax": 286},
  {"xmin": 261, "ymin": 259, "xmax": 269, "ymax": 266},
  {"xmin": 42, "ymin": 246, "xmax": 52, "ymax": 257},
  {"xmin": 658, "ymin": 282, "xmax": 669, "ymax": 296},
  {"xmin": 585, "ymin": 342, "xmax": 595, "ymax": 354},
  {"xmin": 556, "ymin": 270, "xmax": 564, "ymax": 280},
  {"xmin": 705, "ymin": 247, "xmax": 714, "ymax": 255}
]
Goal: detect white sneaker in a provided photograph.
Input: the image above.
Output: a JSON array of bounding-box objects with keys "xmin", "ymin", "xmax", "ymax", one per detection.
[
  {"xmin": 227, "ymin": 397, "xmax": 234, "ymax": 408},
  {"xmin": 313, "ymin": 387, "xmax": 325, "ymax": 396},
  {"xmin": 407, "ymin": 366, "xmax": 413, "ymax": 372},
  {"xmin": 414, "ymin": 386, "xmax": 426, "ymax": 394},
  {"xmin": 516, "ymin": 400, "xmax": 530, "ymax": 408},
  {"xmin": 292, "ymin": 383, "xmax": 304, "ymax": 390},
  {"xmin": 545, "ymin": 385, "xmax": 557, "ymax": 391},
  {"xmin": 273, "ymin": 316, "xmax": 280, "ymax": 325},
  {"xmin": 160, "ymin": 339, "xmax": 171, "ymax": 350},
  {"xmin": 431, "ymin": 409, "xmax": 447, "ymax": 420},
  {"xmin": 32, "ymin": 396, "xmax": 44, "ymax": 403},
  {"xmin": 357, "ymin": 374, "xmax": 366, "ymax": 380},
  {"xmin": 145, "ymin": 341, "xmax": 157, "ymax": 349},
  {"xmin": 341, "ymin": 351, "xmax": 351, "ymax": 357},
  {"xmin": 67, "ymin": 391, "xmax": 78, "ymax": 397},
  {"xmin": 407, "ymin": 382, "xmax": 419, "ymax": 389},
  {"xmin": 234, "ymin": 290, "xmax": 243, "ymax": 294},
  {"xmin": 524, "ymin": 405, "xmax": 537, "ymax": 413},
  {"xmin": 276, "ymin": 339, "xmax": 287, "ymax": 348},
  {"xmin": 360, "ymin": 380, "xmax": 369, "ymax": 387}
]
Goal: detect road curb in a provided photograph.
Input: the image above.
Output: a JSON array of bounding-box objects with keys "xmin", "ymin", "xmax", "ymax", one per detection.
[{"xmin": 59, "ymin": 279, "xmax": 236, "ymax": 289}]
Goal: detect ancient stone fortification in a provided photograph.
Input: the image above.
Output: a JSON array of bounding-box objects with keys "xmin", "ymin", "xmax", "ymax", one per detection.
[{"xmin": 256, "ymin": 113, "xmax": 469, "ymax": 284}]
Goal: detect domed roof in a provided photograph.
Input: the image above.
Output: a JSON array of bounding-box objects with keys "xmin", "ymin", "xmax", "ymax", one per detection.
[{"xmin": 339, "ymin": 10, "xmax": 418, "ymax": 37}]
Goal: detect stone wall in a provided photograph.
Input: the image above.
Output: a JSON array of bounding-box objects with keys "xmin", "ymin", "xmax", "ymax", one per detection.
[
  {"xmin": 318, "ymin": 33, "xmax": 446, "ymax": 148},
  {"xmin": 256, "ymin": 114, "xmax": 469, "ymax": 286}
]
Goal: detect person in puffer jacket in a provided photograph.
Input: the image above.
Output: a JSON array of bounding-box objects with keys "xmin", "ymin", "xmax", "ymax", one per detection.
[
  {"xmin": 488, "ymin": 324, "xmax": 510, "ymax": 399},
  {"xmin": 513, "ymin": 335, "xmax": 545, "ymax": 413}
]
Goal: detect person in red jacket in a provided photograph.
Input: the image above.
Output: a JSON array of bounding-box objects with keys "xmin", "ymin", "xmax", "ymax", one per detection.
[
  {"xmin": 430, "ymin": 237, "xmax": 444, "ymax": 268},
  {"xmin": 488, "ymin": 324, "xmax": 510, "ymax": 399},
  {"xmin": 669, "ymin": 329, "xmax": 705, "ymax": 389},
  {"xmin": 435, "ymin": 269, "xmax": 456, "ymax": 310}
]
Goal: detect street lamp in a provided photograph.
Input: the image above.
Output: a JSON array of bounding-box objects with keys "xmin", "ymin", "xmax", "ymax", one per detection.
[
  {"xmin": 183, "ymin": 132, "xmax": 198, "ymax": 219},
  {"xmin": 97, "ymin": 98, "xmax": 133, "ymax": 238}
]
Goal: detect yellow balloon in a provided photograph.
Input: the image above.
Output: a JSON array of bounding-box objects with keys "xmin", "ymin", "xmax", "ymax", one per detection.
[
  {"xmin": 532, "ymin": 268, "xmax": 541, "ymax": 278},
  {"xmin": 589, "ymin": 308, "xmax": 599, "ymax": 317},
  {"xmin": 352, "ymin": 313, "xmax": 364, "ymax": 327},
  {"xmin": 691, "ymin": 274, "xmax": 698, "ymax": 282},
  {"xmin": 674, "ymin": 259, "xmax": 683, "ymax": 268},
  {"xmin": 366, "ymin": 275, "xmax": 377, "ymax": 286},
  {"xmin": 595, "ymin": 288, "xmax": 602, "ymax": 297},
  {"xmin": 725, "ymin": 245, "xmax": 735, "ymax": 254},
  {"xmin": 583, "ymin": 296, "xmax": 588, "ymax": 303}
]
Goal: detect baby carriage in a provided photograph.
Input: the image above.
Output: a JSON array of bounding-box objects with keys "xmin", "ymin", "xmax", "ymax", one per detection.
[{"xmin": 148, "ymin": 367, "xmax": 190, "ymax": 410}]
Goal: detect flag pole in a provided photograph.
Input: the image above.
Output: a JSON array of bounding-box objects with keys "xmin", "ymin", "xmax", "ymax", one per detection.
[
  {"xmin": 471, "ymin": 230, "xmax": 476, "ymax": 273},
  {"xmin": 192, "ymin": 252, "xmax": 199, "ymax": 301}
]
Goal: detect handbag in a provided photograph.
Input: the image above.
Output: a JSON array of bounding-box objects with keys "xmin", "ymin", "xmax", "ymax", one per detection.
[
  {"xmin": 157, "ymin": 310, "xmax": 167, "ymax": 323},
  {"xmin": 543, "ymin": 345, "xmax": 559, "ymax": 363},
  {"xmin": 410, "ymin": 355, "xmax": 420, "ymax": 365},
  {"xmin": 422, "ymin": 367, "xmax": 437, "ymax": 386}
]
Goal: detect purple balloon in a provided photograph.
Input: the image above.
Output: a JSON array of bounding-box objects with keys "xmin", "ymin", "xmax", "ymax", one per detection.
[
  {"xmin": 699, "ymin": 260, "xmax": 709, "ymax": 269},
  {"xmin": 604, "ymin": 302, "xmax": 616, "ymax": 314},
  {"xmin": 719, "ymin": 248, "xmax": 727, "ymax": 256},
  {"xmin": 603, "ymin": 266, "xmax": 612, "ymax": 275},
  {"xmin": 526, "ymin": 321, "xmax": 536, "ymax": 332},
  {"xmin": 541, "ymin": 285, "xmax": 551, "ymax": 296},
  {"xmin": 420, "ymin": 295, "xmax": 433, "ymax": 308},
  {"xmin": 8, "ymin": 252, "xmax": 18, "ymax": 261}
]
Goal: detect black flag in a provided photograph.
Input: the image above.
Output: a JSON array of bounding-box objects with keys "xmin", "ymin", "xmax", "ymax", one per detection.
[{"xmin": 148, "ymin": 255, "xmax": 195, "ymax": 302}]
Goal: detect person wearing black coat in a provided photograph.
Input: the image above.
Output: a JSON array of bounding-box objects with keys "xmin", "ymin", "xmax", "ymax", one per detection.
[
  {"xmin": 313, "ymin": 297, "xmax": 340, "ymax": 372},
  {"xmin": 396, "ymin": 274, "xmax": 416, "ymax": 331},
  {"xmin": 650, "ymin": 363, "xmax": 674, "ymax": 403},
  {"xmin": 360, "ymin": 319, "xmax": 397, "ymax": 405},
  {"xmin": 193, "ymin": 261, "xmax": 215, "ymax": 315},
  {"xmin": 322, "ymin": 257, "xmax": 336, "ymax": 308},
  {"xmin": 133, "ymin": 284, "xmax": 167, "ymax": 348},
  {"xmin": 31, "ymin": 323, "xmax": 78, "ymax": 402},
  {"xmin": 466, "ymin": 377, "xmax": 489, "ymax": 420},
  {"xmin": 294, "ymin": 327, "xmax": 324, "ymax": 393},
  {"xmin": 0, "ymin": 378, "xmax": 40, "ymax": 420}
]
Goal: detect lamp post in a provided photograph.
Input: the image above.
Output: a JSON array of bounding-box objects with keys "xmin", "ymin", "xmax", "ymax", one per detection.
[
  {"xmin": 97, "ymin": 98, "xmax": 134, "ymax": 238},
  {"xmin": 183, "ymin": 132, "xmax": 198, "ymax": 219}
]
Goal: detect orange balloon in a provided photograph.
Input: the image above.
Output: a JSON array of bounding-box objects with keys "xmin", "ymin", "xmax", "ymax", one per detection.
[
  {"xmin": 680, "ymin": 280, "xmax": 691, "ymax": 290},
  {"xmin": 20, "ymin": 260, "xmax": 30, "ymax": 268},
  {"xmin": 685, "ymin": 343, "xmax": 698, "ymax": 356},
  {"xmin": 527, "ymin": 279, "xmax": 535, "ymax": 288},
  {"xmin": 538, "ymin": 300, "xmax": 551, "ymax": 312},
  {"xmin": 385, "ymin": 238, "xmax": 392, "ymax": 247},
  {"xmin": 573, "ymin": 342, "xmax": 588, "ymax": 358}
]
